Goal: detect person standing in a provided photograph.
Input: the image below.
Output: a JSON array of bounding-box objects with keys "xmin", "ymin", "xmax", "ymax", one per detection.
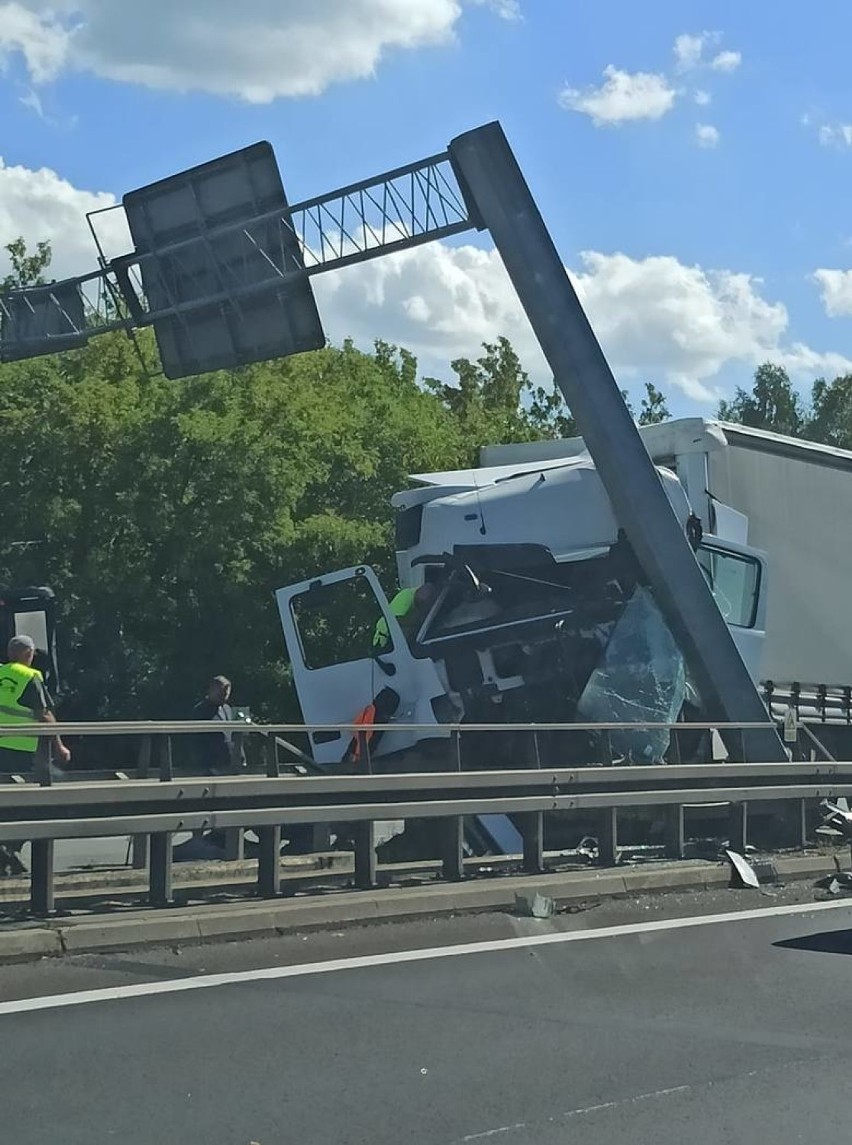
[
  {"xmin": 0, "ymin": 635, "xmax": 70, "ymax": 773},
  {"xmin": 192, "ymin": 675, "xmax": 245, "ymax": 775},
  {"xmin": 0, "ymin": 635, "xmax": 70, "ymax": 875}
]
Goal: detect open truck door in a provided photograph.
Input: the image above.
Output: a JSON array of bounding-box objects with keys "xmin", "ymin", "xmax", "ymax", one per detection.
[
  {"xmin": 0, "ymin": 586, "xmax": 59, "ymax": 694},
  {"xmin": 276, "ymin": 566, "xmax": 449, "ymax": 767}
]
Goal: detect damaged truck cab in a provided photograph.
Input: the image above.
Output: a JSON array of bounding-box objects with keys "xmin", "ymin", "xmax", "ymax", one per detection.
[{"xmin": 276, "ymin": 419, "xmax": 768, "ymax": 768}]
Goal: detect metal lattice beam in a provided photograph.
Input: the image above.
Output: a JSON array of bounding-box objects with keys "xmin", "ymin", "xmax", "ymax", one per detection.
[{"xmin": 0, "ymin": 151, "xmax": 472, "ymax": 363}]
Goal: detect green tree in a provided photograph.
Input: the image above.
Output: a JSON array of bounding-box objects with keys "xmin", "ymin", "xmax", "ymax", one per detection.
[
  {"xmin": 638, "ymin": 382, "xmax": 669, "ymax": 425},
  {"xmin": 1, "ymin": 237, "xmax": 53, "ymax": 290},
  {"xmin": 426, "ymin": 336, "xmax": 576, "ymax": 462},
  {"xmin": 807, "ymin": 374, "xmax": 852, "ymax": 449},
  {"xmin": 0, "ymin": 334, "xmax": 464, "ymax": 724},
  {"xmin": 717, "ymin": 363, "xmax": 806, "ymax": 437}
]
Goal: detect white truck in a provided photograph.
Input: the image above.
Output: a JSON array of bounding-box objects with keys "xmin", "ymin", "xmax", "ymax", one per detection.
[{"xmin": 277, "ymin": 417, "xmax": 852, "ymax": 769}]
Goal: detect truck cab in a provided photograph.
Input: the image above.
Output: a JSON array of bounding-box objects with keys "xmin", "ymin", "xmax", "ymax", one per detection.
[{"xmin": 276, "ymin": 424, "xmax": 768, "ymax": 767}]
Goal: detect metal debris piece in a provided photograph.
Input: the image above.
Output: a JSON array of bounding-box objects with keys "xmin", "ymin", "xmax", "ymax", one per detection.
[
  {"xmin": 514, "ymin": 891, "xmax": 556, "ymax": 918},
  {"xmin": 725, "ymin": 849, "xmax": 760, "ymax": 889},
  {"xmin": 821, "ymin": 798, "xmax": 852, "ymax": 837},
  {"xmin": 749, "ymin": 859, "xmax": 779, "ymax": 885},
  {"xmin": 814, "ymin": 865, "xmax": 852, "ymax": 896}
]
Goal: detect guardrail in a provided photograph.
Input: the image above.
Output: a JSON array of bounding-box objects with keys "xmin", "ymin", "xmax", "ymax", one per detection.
[
  {"xmin": 765, "ymin": 682, "xmax": 852, "ymax": 727},
  {"xmin": 0, "ymin": 719, "xmax": 846, "ymax": 920}
]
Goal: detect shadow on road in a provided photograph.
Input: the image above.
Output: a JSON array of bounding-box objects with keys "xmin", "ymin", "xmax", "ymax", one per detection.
[{"xmin": 775, "ymin": 928, "xmax": 852, "ymax": 956}]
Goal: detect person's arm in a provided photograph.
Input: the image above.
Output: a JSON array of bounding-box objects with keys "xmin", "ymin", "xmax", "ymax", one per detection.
[{"xmin": 22, "ymin": 678, "xmax": 70, "ymax": 763}]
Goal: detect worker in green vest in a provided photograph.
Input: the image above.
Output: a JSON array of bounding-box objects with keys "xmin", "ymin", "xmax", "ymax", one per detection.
[
  {"xmin": 0, "ymin": 634, "xmax": 70, "ymax": 772},
  {"xmin": 372, "ymin": 583, "xmax": 436, "ymax": 653},
  {"xmin": 0, "ymin": 635, "xmax": 71, "ymax": 875}
]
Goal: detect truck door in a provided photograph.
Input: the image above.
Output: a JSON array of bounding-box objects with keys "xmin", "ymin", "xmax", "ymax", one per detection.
[
  {"xmin": 276, "ymin": 566, "xmax": 448, "ymax": 766},
  {"xmin": 0, "ymin": 586, "xmax": 59, "ymax": 693},
  {"xmin": 696, "ymin": 540, "xmax": 767, "ymax": 683}
]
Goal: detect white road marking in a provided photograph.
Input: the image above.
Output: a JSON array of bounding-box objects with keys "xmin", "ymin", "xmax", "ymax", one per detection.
[
  {"xmin": 0, "ymin": 897, "xmax": 849, "ymax": 1017},
  {"xmin": 460, "ymin": 1084, "xmax": 693, "ymax": 1141}
]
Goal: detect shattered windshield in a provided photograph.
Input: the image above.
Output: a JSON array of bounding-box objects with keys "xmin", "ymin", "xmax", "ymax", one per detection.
[{"xmin": 577, "ymin": 586, "xmax": 687, "ymax": 763}]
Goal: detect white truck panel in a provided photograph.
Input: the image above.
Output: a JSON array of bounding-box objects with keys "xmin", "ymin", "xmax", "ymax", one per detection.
[{"xmin": 707, "ymin": 431, "xmax": 852, "ymax": 685}]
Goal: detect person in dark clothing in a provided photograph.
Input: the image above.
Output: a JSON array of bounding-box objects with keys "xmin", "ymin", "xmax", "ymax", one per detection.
[{"xmin": 192, "ymin": 675, "xmax": 245, "ymax": 776}]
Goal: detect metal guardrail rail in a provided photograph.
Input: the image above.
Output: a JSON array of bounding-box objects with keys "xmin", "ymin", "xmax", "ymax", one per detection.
[
  {"xmin": 0, "ymin": 719, "xmax": 846, "ymax": 920},
  {"xmin": 765, "ymin": 682, "xmax": 852, "ymax": 727}
]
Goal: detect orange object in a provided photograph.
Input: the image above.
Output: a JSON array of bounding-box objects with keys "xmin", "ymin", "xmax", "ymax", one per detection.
[{"xmin": 349, "ymin": 703, "xmax": 377, "ymax": 764}]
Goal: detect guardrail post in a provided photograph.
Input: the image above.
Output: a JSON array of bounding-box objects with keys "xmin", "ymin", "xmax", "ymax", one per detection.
[
  {"xmin": 520, "ymin": 812, "xmax": 544, "ymax": 873},
  {"xmin": 521, "ymin": 729, "xmax": 545, "ymax": 872},
  {"xmin": 601, "ymin": 730, "xmax": 614, "ymax": 767},
  {"xmin": 728, "ymin": 802, "xmax": 748, "ymax": 853},
  {"xmin": 149, "ymin": 733, "xmax": 174, "ymax": 905},
  {"xmin": 131, "ymin": 735, "xmax": 152, "ymax": 869},
  {"xmin": 30, "ymin": 738, "xmax": 54, "ymax": 916},
  {"xmin": 149, "ymin": 833, "xmax": 173, "ymax": 906},
  {"xmin": 796, "ymin": 798, "xmax": 808, "ymax": 849},
  {"xmin": 257, "ymin": 825, "xmax": 281, "ymax": 898},
  {"xmin": 222, "ymin": 725, "xmax": 248, "ymax": 860},
  {"xmin": 441, "ymin": 817, "xmax": 465, "ymax": 882},
  {"xmin": 664, "ymin": 805, "xmax": 685, "ymax": 860},
  {"xmin": 598, "ymin": 807, "xmax": 618, "ymax": 867},
  {"xmin": 353, "ymin": 821, "xmax": 377, "ymax": 889},
  {"xmin": 223, "ymin": 828, "xmax": 244, "ymax": 862},
  {"xmin": 159, "ymin": 734, "xmax": 173, "ymax": 781},
  {"xmin": 256, "ymin": 736, "xmax": 282, "ymax": 898}
]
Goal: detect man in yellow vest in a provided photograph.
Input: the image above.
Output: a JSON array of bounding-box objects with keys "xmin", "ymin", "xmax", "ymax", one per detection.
[
  {"xmin": 0, "ymin": 635, "xmax": 70, "ymax": 773},
  {"xmin": 372, "ymin": 583, "xmax": 436, "ymax": 653}
]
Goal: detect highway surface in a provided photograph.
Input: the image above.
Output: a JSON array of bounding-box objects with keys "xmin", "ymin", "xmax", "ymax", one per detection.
[{"xmin": 0, "ymin": 893, "xmax": 851, "ymax": 1144}]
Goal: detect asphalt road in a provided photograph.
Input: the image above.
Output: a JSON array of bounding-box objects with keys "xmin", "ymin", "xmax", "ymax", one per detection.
[{"xmin": 1, "ymin": 897, "xmax": 851, "ymax": 1144}]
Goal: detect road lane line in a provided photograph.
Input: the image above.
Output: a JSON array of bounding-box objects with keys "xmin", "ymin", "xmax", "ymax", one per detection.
[
  {"xmin": 1, "ymin": 897, "xmax": 850, "ymax": 1016},
  {"xmin": 459, "ymin": 1083, "xmax": 693, "ymax": 1141}
]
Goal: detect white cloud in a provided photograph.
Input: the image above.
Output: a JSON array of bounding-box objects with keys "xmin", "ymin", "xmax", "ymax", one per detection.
[
  {"xmin": 813, "ymin": 268, "xmax": 852, "ymax": 317},
  {"xmin": 711, "ymin": 49, "xmax": 741, "ymax": 72},
  {"xmin": 674, "ymin": 31, "xmax": 713, "ymax": 73},
  {"xmin": 0, "ymin": 0, "xmax": 500, "ymax": 101},
  {"xmin": 694, "ymin": 89, "xmax": 711, "ymax": 106},
  {"xmin": 471, "ymin": 0, "xmax": 521, "ymax": 18},
  {"xmin": 558, "ymin": 64, "xmax": 676, "ymax": 126},
  {"xmin": 315, "ymin": 242, "xmax": 851, "ymax": 402},
  {"xmin": 0, "ymin": 2, "xmax": 69, "ymax": 83},
  {"xmin": 818, "ymin": 123, "xmax": 852, "ymax": 148},
  {"xmin": 0, "ymin": 158, "xmax": 129, "ymax": 282},
  {"xmin": 18, "ymin": 87, "xmax": 44, "ymax": 118},
  {"xmin": 695, "ymin": 123, "xmax": 720, "ymax": 148}
]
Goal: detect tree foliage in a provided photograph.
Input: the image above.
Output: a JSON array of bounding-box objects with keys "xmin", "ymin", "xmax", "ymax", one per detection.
[
  {"xmin": 638, "ymin": 382, "xmax": 670, "ymax": 426},
  {"xmin": 1, "ymin": 237, "xmax": 53, "ymax": 290},
  {"xmin": 0, "ymin": 238, "xmax": 682, "ymax": 726},
  {"xmin": 425, "ymin": 336, "xmax": 576, "ymax": 462},
  {"xmin": 717, "ymin": 363, "xmax": 807, "ymax": 437},
  {"xmin": 718, "ymin": 361, "xmax": 852, "ymax": 450}
]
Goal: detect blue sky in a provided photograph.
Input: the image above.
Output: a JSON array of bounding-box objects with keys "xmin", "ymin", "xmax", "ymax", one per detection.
[{"xmin": 2, "ymin": 0, "xmax": 852, "ymax": 416}]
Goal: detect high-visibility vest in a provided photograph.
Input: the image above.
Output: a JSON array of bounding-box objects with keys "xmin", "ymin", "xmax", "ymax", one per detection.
[
  {"xmin": 372, "ymin": 587, "xmax": 417, "ymax": 650},
  {"xmin": 0, "ymin": 662, "xmax": 42, "ymax": 753}
]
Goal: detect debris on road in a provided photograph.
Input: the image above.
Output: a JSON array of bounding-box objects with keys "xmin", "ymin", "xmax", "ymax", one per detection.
[
  {"xmin": 820, "ymin": 798, "xmax": 852, "ymax": 836},
  {"xmin": 814, "ymin": 855, "xmax": 852, "ymax": 896},
  {"xmin": 514, "ymin": 891, "xmax": 556, "ymax": 918},
  {"xmin": 725, "ymin": 849, "xmax": 760, "ymax": 889}
]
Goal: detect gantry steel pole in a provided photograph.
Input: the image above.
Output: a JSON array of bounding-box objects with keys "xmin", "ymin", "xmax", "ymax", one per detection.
[{"xmin": 448, "ymin": 122, "xmax": 785, "ymax": 761}]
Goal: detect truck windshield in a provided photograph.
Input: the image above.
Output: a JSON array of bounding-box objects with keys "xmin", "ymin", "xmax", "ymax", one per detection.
[{"xmin": 697, "ymin": 545, "xmax": 760, "ymax": 628}]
